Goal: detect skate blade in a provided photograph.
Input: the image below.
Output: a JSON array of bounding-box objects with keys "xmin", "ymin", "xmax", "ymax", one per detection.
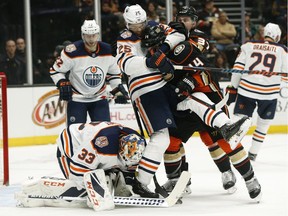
[
  {"xmin": 226, "ymin": 186, "xmax": 237, "ymax": 194},
  {"xmin": 229, "ymin": 118, "xmax": 251, "ymax": 150}
]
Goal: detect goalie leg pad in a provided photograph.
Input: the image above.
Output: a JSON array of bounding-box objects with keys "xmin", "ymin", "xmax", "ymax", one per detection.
[
  {"xmin": 15, "ymin": 176, "xmax": 87, "ymax": 208},
  {"xmin": 84, "ymin": 169, "xmax": 115, "ymax": 211}
]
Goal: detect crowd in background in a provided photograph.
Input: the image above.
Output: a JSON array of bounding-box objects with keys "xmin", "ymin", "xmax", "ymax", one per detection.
[{"xmin": 0, "ymin": 0, "xmax": 287, "ymax": 85}]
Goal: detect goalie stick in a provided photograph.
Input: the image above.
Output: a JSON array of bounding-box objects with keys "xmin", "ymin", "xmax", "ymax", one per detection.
[
  {"xmin": 18, "ymin": 171, "xmax": 191, "ymax": 208},
  {"xmin": 174, "ymin": 65, "xmax": 288, "ymax": 77}
]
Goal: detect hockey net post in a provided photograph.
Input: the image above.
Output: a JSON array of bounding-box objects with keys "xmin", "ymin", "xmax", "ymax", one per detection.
[{"xmin": 0, "ymin": 72, "xmax": 9, "ymax": 186}]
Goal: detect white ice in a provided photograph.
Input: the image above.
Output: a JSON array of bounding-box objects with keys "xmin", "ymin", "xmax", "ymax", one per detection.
[{"xmin": 0, "ymin": 134, "xmax": 287, "ymax": 216}]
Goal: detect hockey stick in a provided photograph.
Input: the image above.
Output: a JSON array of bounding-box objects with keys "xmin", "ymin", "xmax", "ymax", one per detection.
[
  {"xmin": 19, "ymin": 171, "xmax": 191, "ymax": 208},
  {"xmin": 122, "ymin": 74, "xmax": 145, "ymax": 136},
  {"xmin": 174, "ymin": 87, "xmax": 229, "ymax": 110},
  {"xmin": 174, "ymin": 65, "xmax": 288, "ymax": 77}
]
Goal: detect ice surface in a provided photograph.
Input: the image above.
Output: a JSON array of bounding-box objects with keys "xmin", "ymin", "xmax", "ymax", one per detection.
[{"xmin": 0, "ymin": 134, "xmax": 287, "ymax": 216}]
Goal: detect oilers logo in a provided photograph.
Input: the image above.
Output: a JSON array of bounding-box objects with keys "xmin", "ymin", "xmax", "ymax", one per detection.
[{"xmin": 83, "ymin": 66, "xmax": 104, "ymax": 87}]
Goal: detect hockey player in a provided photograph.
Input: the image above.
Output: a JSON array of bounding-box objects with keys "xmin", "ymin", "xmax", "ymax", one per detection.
[
  {"xmin": 116, "ymin": 4, "xmax": 187, "ymax": 198},
  {"xmin": 16, "ymin": 121, "xmax": 146, "ymax": 210},
  {"xmin": 141, "ymin": 6, "xmax": 262, "ymax": 201},
  {"xmin": 116, "ymin": 4, "xmax": 251, "ymax": 198},
  {"xmin": 50, "ymin": 20, "xmax": 129, "ymax": 126},
  {"xmin": 227, "ymin": 22, "xmax": 288, "ymax": 161}
]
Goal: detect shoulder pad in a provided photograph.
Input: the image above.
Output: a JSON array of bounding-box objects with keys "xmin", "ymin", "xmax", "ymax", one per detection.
[
  {"xmin": 118, "ymin": 29, "xmax": 140, "ymax": 42},
  {"xmin": 65, "ymin": 44, "xmax": 77, "ymax": 53},
  {"xmin": 168, "ymin": 41, "xmax": 193, "ymax": 64}
]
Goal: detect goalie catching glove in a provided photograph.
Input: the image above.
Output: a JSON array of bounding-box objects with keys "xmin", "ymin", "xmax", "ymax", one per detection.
[
  {"xmin": 57, "ymin": 79, "xmax": 72, "ymax": 101},
  {"xmin": 110, "ymin": 84, "xmax": 130, "ymax": 104},
  {"xmin": 226, "ymin": 85, "xmax": 238, "ymax": 105}
]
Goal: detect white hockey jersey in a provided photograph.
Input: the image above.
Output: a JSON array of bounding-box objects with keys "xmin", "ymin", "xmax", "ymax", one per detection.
[
  {"xmin": 57, "ymin": 121, "xmax": 140, "ymax": 179},
  {"xmin": 231, "ymin": 40, "xmax": 288, "ymax": 100},
  {"xmin": 50, "ymin": 41, "xmax": 122, "ymax": 102},
  {"xmin": 116, "ymin": 21, "xmax": 186, "ymax": 101}
]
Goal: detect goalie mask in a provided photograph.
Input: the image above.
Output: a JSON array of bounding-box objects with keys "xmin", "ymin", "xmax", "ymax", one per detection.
[
  {"xmin": 81, "ymin": 20, "xmax": 100, "ymax": 48},
  {"xmin": 264, "ymin": 23, "xmax": 281, "ymax": 43},
  {"xmin": 118, "ymin": 134, "xmax": 146, "ymax": 167},
  {"xmin": 141, "ymin": 25, "xmax": 166, "ymax": 48}
]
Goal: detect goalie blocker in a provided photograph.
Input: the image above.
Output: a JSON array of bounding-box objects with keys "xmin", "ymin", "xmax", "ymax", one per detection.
[{"xmin": 15, "ymin": 170, "xmax": 191, "ymax": 211}]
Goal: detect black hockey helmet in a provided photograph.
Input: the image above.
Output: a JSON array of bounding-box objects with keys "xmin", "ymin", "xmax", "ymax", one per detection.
[
  {"xmin": 176, "ymin": 6, "xmax": 198, "ymax": 22},
  {"xmin": 141, "ymin": 25, "xmax": 166, "ymax": 48}
]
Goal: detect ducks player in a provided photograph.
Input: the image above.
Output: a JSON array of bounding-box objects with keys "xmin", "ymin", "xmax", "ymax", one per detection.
[
  {"xmin": 16, "ymin": 121, "xmax": 146, "ymax": 210},
  {"xmin": 141, "ymin": 6, "xmax": 261, "ymax": 201},
  {"xmin": 50, "ymin": 20, "xmax": 129, "ymax": 126},
  {"xmin": 227, "ymin": 23, "xmax": 288, "ymax": 161}
]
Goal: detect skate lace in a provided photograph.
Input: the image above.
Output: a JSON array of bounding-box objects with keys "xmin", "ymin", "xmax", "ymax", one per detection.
[
  {"xmin": 141, "ymin": 184, "xmax": 154, "ymax": 194},
  {"xmin": 222, "ymin": 171, "xmax": 235, "ymax": 184},
  {"xmin": 246, "ymin": 178, "xmax": 260, "ymax": 192},
  {"xmin": 162, "ymin": 179, "xmax": 178, "ymax": 192}
]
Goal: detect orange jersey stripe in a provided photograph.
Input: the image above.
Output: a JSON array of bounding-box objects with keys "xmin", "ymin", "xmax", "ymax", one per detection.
[{"xmin": 240, "ymin": 81, "xmax": 280, "ymax": 92}]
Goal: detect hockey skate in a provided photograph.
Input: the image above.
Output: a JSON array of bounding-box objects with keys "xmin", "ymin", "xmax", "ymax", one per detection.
[
  {"xmin": 221, "ymin": 170, "xmax": 237, "ymax": 193},
  {"xmin": 132, "ymin": 178, "xmax": 159, "ymax": 198},
  {"xmin": 219, "ymin": 116, "xmax": 251, "ymax": 150},
  {"xmin": 245, "ymin": 177, "xmax": 262, "ymax": 202},
  {"xmin": 248, "ymin": 152, "xmax": 257, "ymax": 161},
  {"xmin": 161, "ymin": 178, "xmax": 191, "ymax": 196}
]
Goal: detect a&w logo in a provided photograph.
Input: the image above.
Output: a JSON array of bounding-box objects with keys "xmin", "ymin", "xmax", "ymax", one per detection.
[{"xmin": 32, "ymin": 89, "xmax": 66, "ymax": 129}]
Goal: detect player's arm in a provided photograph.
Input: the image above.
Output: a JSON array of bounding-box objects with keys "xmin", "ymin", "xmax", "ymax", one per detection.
[{"xmin": 50, "ymin": 49, "xmax": 74, "ymax": 101}]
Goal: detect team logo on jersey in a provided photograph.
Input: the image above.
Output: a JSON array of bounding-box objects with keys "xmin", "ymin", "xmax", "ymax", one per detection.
[
  {"xmin": 65, "ymin": 44, "xmax": 76, "ymax": 53},
  {"xmin": 32, "ymin": 89, "xmax": 66, "ymax": 129},
  {"xmin": 83, "ymin": 66, "xmax": 104, "ymax": 87},
  {"xmin": 174, "ymin": 44, "xmax": 185, "ymax": 56},
  {"xmin": 95, "ymin": 136, "xmax": 109, "ymax": 148},
  {"xmin": 120, "ymin": 31, "xmax": 132, "ymax": 39},
  {"xmin": 166, "ymin": 118, "xmax": 173, "ymax": 125}
]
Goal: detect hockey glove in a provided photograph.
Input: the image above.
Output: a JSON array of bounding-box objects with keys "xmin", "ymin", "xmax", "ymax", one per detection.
[
  {"xmin": 176, "ymin": 75, "xmax": 197, "ymax": 96},
  {"xmin": 110, "ymin": 84, "xmax": 130, "ymax": 104},
  {"xmin": 146, "ymin": 51, "xmax": 174, "ymax": 75},
  {"xmin": 226, "ymin": 85, "xmax": 238, "ymax": 105},
  {"xmin": 168, "ymin": 21, "xmax": 188, "ymax": 39},
  {"xmin": 57, "ymin": 79, "xmax": 72, "ymax": 101}
]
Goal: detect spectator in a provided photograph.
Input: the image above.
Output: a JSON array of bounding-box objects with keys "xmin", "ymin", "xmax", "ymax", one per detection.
[
  {"xmin": 100, "ymin": 0, "xmax": 121, "ymax": 44},
  {"xmin": 253, "ymin": 24, "xmax": 265, "ymax": 41},
  {"xmin": 235, "ymin": 12, "xmax": 257, "ymax": 44},
  {"xmin": 197, "ymin": 0, "xmax": 222, "ymax": 37},
  {"xmin": 15, "ymin": 37, "xmax": 48, "ymax": 84},
  {"xmin": 146, "ymin": 1, "xmax": 160, "ymax": 22},
  {"xmin": 0, "ymin": 39, "xmax": 26, "ymax": 85},
  {"xmin": 214, "ymin": 51, "xmax": 230, "ymax": 81},
  {"xmin": 211, "ymin": 11, "xmax": 237, "ymax": 51}
]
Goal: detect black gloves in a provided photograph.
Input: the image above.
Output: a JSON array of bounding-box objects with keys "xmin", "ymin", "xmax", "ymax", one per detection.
[
  {"xmin": 57, "ymin": 79, "xmax": 72, "ymax": 101},
  {"xmin": 146, "ymin": 51, "xmax": 174, "ymax": 75},
  {"xmin": 110, "ymin": 84, "xmax": 130, "ymax": 104},
  {"xmin": 226, "ymin": 85, "xmax": 238, "ymax": 105},
  {"xmin": 168, "ymin": 21, "xmax": 188, "ymax": 39},
  {"xmin": 176, "ymin": 75, "xmax": 197, "ymax": 95}
]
